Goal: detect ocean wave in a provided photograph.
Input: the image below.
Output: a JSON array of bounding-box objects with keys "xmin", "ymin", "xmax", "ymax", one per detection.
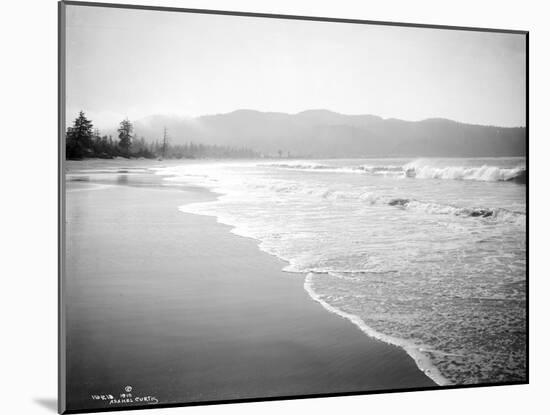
[
  {"xmin": 353, "ymin": 165, "xmax": 404, "ymax": 177},
  {"xmin": 403, "ymin": 161, "xmax": 526, "ymax": 183},
  {"xmin": 162, "ymin": 160, "xmax": 525, "ymax": 387},
  {"xmin": 259, "ymin": 179, "xmax": 524, "ymax": 225},
  {"xmin": 387, "ymin": 198, "xmax": 525, "ymax": 225},
  {"xmin": 259, "ymin": 162, "xmax": 365, "ymax": 175},
  {"xmin": 304, "ymin": 273, "xmax": 450, "ymax": 386},
  {"xmin": 166, "ymin": 161, "xmax": 525, "ymax": 386},
  {"xmin": 286, "ymin": 185, "xmax": 525, "ymax": 225},
  {"xmin": 259, "ymin": 162, "xmax": 331, "ymax": 170},
  {"xmin": 261, "ymin": 160, "xmax": 526, "ymax": 183}
]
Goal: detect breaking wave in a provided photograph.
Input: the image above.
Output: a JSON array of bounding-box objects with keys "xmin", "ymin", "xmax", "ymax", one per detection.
[
  {"xmin": 263, "ymin": 160, "xmax": 526, "ymax": 183},
  {"xmin": 402, "ymin": 161, "xmax": 526, "ymax": 183},
  {"xmin": 252, "ymin": 180, "xmax": 524, "ymax": 226},
  {"xmin": 386, "ymin": 198, "xmax": 525, "ymax": 225}
]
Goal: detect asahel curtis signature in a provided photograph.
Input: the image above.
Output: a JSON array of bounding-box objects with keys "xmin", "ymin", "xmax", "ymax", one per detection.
[{"xmin": 91, "ymin": 385, "xmax": 159, "ymax": 406}]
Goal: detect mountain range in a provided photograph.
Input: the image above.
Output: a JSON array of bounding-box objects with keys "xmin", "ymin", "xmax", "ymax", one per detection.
[{"xmin": 128, "ymin": 109, "xmax": 525, "ymax": 158}]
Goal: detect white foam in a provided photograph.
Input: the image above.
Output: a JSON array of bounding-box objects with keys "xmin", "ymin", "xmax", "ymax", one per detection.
[
  {"xmin": 404, "ymin": 160, "xmax": 525, "ymax": 182},
  {"xmin": 157, "ymin": 160, "xmax": 525, "ymax": 385},
  {"xmin": 177, "ymin": 191, "xmax": 454, "ymax": 386},
  {"xmin": 262, "ymin": 159, "xmax": 526, "ymax": 182},
  {"xmin": 400, "ymin": 199, "xmax": 525, "ymax": 225},
  {"xmin": 259, "ymin": 161, "xmax": 330, "ymax": 169},
  {"xmin": 304, "ymin": 273, "xmax": 451, "ymax": 386}
]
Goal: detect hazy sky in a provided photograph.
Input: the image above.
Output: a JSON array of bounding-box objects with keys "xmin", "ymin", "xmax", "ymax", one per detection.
[{"xmin": 65, "ymin": 5, "xmax": 526, "ymax": 129}]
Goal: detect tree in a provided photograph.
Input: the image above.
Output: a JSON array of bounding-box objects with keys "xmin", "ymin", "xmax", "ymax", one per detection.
[
  {"xmin": 161, "ymin": 127, "xmax": 169, "ymax": 159},
  {"xmin": 118, "ymin": 118, "xmax": 133, "ymax": 156},
  {"xmin": 66, "ymin": 111, "xmax": 94, "ymax": 159}
]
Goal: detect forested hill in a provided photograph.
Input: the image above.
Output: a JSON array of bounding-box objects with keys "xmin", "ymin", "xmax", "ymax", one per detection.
[{"xmin": 134, "ymin": 110, "xmax": 526, "ymax": 158}]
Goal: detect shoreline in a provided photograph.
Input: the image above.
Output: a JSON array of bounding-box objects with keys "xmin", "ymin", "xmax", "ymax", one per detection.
[
  {"xmin": 164, "ymin": 169, "xmax": 449, "ymax": 387},
  {"xmin": 303, "ymin": 273, "xmax": 449, "ymax": 386},
  {"xmin": 65, "ymin": 164, "xmax": 436, "ymax": 411},
  {"xmin": 173, "ymin": 176, "xmax": 450, "ymax": 386}
]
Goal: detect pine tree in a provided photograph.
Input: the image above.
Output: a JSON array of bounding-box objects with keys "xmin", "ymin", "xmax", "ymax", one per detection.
[
  {"xmin": 66, "ymin": 111, "xmax": 94, "ymax": 159},
  {"xmin": 118, "ymin": 118, "xmax": 133, "ymax": 156}
]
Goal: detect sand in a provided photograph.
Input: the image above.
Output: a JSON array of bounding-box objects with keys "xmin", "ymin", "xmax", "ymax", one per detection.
[{"xmin": 63, "ymin": 163, "xmax": 435, "ymax": 412}]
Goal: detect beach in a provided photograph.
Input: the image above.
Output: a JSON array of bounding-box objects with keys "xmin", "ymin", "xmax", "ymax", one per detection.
[{"xmin": 64, "ymin": 160, "xmax": 435, "ymax": 412}]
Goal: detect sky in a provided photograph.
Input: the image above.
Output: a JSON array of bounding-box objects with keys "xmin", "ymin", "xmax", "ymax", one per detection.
[{"xmin": 65, "ymin": 4, "xmax": 526, "ymax": 129}]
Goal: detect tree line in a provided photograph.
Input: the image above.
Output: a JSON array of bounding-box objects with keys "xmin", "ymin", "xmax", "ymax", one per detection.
[{"xmin": 65, "ymin": 111, "xmax": 260, "ymax": 160}]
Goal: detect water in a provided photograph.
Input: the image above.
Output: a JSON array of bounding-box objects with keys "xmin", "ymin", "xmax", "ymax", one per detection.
[{"xmin": 153, "ymin": 157, "xmax": 527, "ymax": 386}]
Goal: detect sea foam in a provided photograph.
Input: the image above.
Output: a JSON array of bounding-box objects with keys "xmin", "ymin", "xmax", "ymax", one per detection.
[
  {"xmin": 153, "ymin": 158, "xmax": 526, "ymax": 386},
  {"xmin": 304, "ymin": 273, "xmax": 451, "ymax": 386},
  {"xmin": 263, "ymin": 159, "xmax": 526, "ymax": 183}
]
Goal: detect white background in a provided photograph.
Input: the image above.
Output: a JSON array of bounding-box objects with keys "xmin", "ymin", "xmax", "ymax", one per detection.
[{"xmin": 0, "ymin": 0, "xmax": 545, "ymax": 414}]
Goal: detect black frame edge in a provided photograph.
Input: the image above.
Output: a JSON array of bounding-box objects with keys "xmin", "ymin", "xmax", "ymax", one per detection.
[
  {"xmin": 525, "ymin": 31, "xmax": 530, "ymax": 385},
  {"xmin": 57, "ymin": 1, "xmax": 529, "ymax": 413},
  {"xmin": 60, "ymin": 0, "xmax": 528, "ymax": 35},
  {"xmin": 58, "ymin": 1, "xmax": 67, "ymax": 414}
]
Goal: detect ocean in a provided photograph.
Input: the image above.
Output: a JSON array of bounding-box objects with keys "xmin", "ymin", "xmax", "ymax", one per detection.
[{"xmin": 154, "ymin": 157, "xmax": 526, "ymax": 386}]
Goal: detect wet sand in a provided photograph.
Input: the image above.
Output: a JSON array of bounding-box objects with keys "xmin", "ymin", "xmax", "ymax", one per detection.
[{"xmin": 63, "ymin": 164, "xmax": 435, "ymax": 412}]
